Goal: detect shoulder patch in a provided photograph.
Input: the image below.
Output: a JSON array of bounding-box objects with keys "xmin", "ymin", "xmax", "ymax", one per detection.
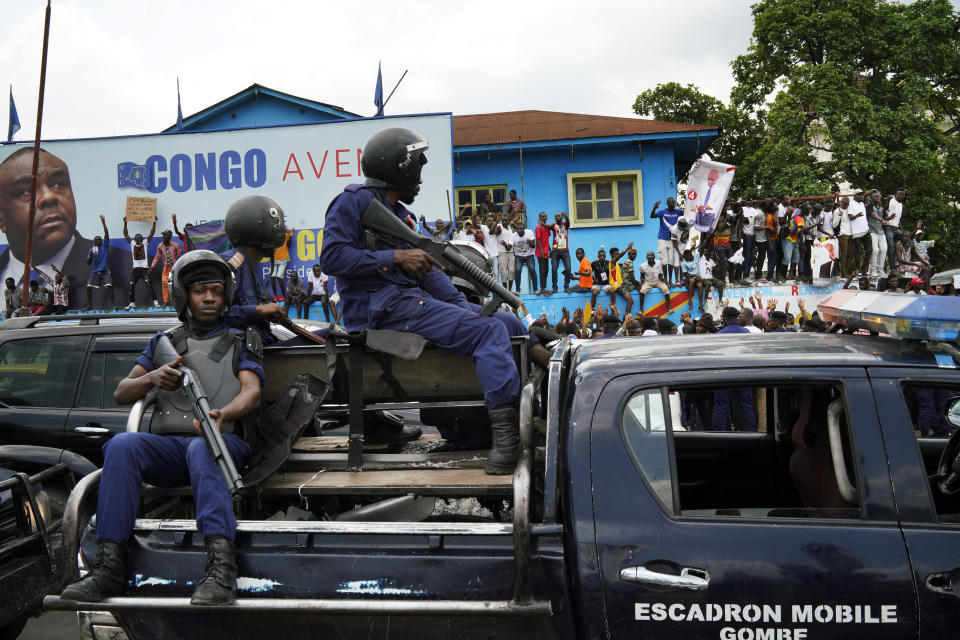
[{"xmin": 227, "ymin": 252, "xmax": 245, "ymax": 270}]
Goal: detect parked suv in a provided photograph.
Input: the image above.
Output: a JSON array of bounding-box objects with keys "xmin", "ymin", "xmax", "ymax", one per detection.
[{"xmin": 0, "ymin": 313, "xmax": 180, "ymax": 483}]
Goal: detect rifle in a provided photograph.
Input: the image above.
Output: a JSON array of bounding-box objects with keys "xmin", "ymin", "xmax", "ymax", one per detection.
[
  {"xmin": 274, "ymin": 313, "xmax": 326, "ymax": 345},
  {"xmin": 361, "ymin": 199, "xmax": 522, "ymax": 316},
  {"xmin": 154, "ymin": 335, "xmax": 244, "ymax": 496}
]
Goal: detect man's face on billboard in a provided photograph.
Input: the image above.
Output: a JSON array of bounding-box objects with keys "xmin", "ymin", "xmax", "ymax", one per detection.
[
  {"xmin": 0, "ymin": 151, "xmax": 77, "ymax": 262},
  {"xmin": 706, "ymin": 170, "xmax": 719, "ymax": 187}
]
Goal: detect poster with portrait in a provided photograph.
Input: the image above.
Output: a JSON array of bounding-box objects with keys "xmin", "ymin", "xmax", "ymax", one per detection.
[
  {"xmin": 811, "ymin": 238, "xmax": 840, "ymax": 285},
  {"xmin": 0, "ymin": 114, "xmax": 454, "ymax": 308},
  {"xmin": 683, "ymin": 159, "xmax": 736, "ymax": 233}
]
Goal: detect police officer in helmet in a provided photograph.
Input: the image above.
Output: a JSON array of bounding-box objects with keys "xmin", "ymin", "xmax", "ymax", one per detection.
[
  {"xmin": 221, "ymin": 193, "xmax": 420, "ymax": 444},
  {"xmin": 320, "ymin": 127, "xmax": 527, "ymax": 474},
  {"xmin": 61, "ymin": 251, "xmax": 264, "ymax": 606},
  {"xmin": 220, "ymin": 194, "xmax": 289, "ymax": 346}
]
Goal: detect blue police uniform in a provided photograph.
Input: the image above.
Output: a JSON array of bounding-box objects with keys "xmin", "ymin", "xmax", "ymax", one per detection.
[
  {"xmin": 221, "ymin": 248, "xmax": 277, "ymax": 346},
  {"xmin": 713, "ymin": 322, "xmax": 757, "ymax": 431},
  {"xmin": 95, "ymin": 324, "xmax": 264, "ymax": 545},
  {"xmin": 221, "ymin": 247, "xmax": 331, "ymax": 347},
  {"xmin": 320, "ymin": 184, "xmax": 524, "ymax": 409}
]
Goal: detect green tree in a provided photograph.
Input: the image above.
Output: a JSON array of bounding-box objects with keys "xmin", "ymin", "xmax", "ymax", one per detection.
[
  {"xmin": 633, "ymin": 0, "xmax": 960, "ymax": 263},
  {"xmin": 632, "ymin": 83, "xmax": 761, "ymax": 180},
  {"xmin": 731, "ymin": 0, "xmax": 960, "ymax": 260}
]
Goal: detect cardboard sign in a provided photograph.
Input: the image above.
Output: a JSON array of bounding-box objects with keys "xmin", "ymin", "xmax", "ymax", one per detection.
[{"xmin": 125, "ymin": 196, "xmax": 157, "ymax": 223}]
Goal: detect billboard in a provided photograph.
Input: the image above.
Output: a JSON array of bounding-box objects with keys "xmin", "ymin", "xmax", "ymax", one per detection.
[{"xmin": 0, "ymin": 113, "xmax": 454, "ymax": 307}]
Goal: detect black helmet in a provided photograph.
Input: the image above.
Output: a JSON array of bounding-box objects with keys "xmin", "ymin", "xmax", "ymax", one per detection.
[
  {"xmin": 361, "ymin": 128, "xmax": 429, "ymax": 190},
  {"xmin": 224, "ymin": 195, "xmax": 286, "ymax": 250},
  {"xmin": 168, "ymin": 250, "xmax": 234, "ymax": 322}
]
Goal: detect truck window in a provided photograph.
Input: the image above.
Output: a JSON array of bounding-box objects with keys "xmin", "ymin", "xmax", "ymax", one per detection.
[
  {"xmin": 900, "ymin": 383, "xmax": 960, "ymax": 522},
  {"xmin": 622, "ymin": 383, "xmax": 861, "ymax": 520},
  {"xmin": 621, "ymin": 389, "xmax": 674, "ymax": 512},
  {"xmin": 0, "ymin": 336, "xmax": 87, "ymax": 407}
]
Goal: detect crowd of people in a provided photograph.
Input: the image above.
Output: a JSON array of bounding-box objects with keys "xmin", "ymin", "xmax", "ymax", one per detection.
[{"xmin": 432, "ymin": 186, "xmax": 952, "ymax": 320}]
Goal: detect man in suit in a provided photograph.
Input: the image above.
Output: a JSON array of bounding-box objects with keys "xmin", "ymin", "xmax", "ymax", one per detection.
[{"xmin": 0, "ymin": 147, "xmax": 129, "ymax": 309}]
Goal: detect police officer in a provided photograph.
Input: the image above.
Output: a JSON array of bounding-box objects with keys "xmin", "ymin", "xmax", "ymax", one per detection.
[
  {"xmin": 220, "ymin": 194, "xmax": 289, "ymax": 346},
  {"xmin": 713, "ymin": 306, "xmax": 757, "ymax": 431},
  {"xmin": 221, "ymin": 194, "xmax": 421, "ymax": 444},
  {"xmin": 61, "ymin": 251, "xmax": 263, "ymax": 606},
  {"xmin": 319, "ymin": 127, "xmax": 524, "ymax": 474}
]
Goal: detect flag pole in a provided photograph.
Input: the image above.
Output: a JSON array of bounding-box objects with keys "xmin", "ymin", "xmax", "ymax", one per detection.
[
  {"xmin": 21, "ymin": 0, "xmax": 52, "ymax": 312},
  {"xmin": 380, "ymin": 70, "xmax": 408, "ymax": 113}
]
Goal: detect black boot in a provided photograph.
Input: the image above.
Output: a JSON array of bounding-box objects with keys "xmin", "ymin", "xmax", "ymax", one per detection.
[
  {"xmin": 364, "ymin": 410, "xmax": 423, "ymax": 445},
  {"xmin": 61, "ymin": 542, "xmax": 125, "ymax": 602},
  {"xmin": 191, "ymin": 536, "xmax": 238, "ymax": 606},
  {"xmin": 485, "ymin": 406, "xmax": 520, "ymax": 475}
]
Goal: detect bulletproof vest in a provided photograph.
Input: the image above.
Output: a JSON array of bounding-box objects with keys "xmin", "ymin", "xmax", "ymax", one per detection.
[{"xmin": 151, "ymin": 329, "xmax": 243, "ymax": 436}]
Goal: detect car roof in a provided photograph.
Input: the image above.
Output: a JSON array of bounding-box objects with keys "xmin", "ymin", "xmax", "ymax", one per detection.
[
  {"xmin": 572, "ymin": 332, "xmax": 945, "ymax": 377},
  {"xmin": 0, "ymin": 312, "xmax": 180, "ymax": 338}
]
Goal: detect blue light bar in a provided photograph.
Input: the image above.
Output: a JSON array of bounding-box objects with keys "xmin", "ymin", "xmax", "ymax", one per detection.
[{"xmin": 818, "ymin": 291, "xmax": 960, "ymax": 341}]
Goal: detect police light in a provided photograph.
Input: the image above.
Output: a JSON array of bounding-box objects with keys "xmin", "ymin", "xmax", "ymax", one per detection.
[{"xmin": 818, "ymin": 291, "xmax": 960, "ymax": 341}]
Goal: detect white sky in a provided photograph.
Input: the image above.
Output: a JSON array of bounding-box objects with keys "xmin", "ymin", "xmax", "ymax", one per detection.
[{"xmin": 0, "ymin": 1, "xmax": 783, "ymax": 140}]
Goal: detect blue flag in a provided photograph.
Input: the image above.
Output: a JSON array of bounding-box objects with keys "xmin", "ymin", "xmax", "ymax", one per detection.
[
  {"xmin": 374, "ymin": 62, "xmax": 384, "ymax": 116},
  {"xmin": 176, "ymin": 78, "xmax": 184, "ymax": 131},
  {"xmin": 117, "ymin": 162, "xmax": 151, "ymax": 189},
  {"xmin": 8, "ymin": 87, "xmax": 20, "ymax": 142}
]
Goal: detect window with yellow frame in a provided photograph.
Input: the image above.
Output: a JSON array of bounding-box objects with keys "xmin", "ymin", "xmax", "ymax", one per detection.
[
  {"xmin": 566, "ymin": 171, "xmax": 642, "ymax": 228},
  {"xmin": 455, "ymin": 185, "xmax": 509, "ymax": 217}
]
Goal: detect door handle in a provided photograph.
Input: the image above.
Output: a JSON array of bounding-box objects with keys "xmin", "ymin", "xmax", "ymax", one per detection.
[
  {"xmin": 621, "ymin": 565, "xmax": 710, "ymax": 591},
  {"xmin": 74, "ymin": 425, "xmax": 110, "ymax": 435}
]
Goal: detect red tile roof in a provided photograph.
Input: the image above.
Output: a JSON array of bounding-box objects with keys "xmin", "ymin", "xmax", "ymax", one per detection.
[{"xmin": 452, "ymin": 110, "xmax": 716, "ymax": 147}]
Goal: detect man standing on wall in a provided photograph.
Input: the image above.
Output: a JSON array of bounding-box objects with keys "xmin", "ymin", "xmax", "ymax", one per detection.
[
  {"xmin": 150, "ymin": 229, "xmax": 183, "ymax": 306},
  {"xmin": 269, "ymin": 228, "xmax": 295, "ymax": 301},
  {"xmin": 85, "ymin": 215, "xmax": 114, "ymax": 310},
  {"xmin": 550, "ymin": 211, "xmax": 571, "ymax": 293},
  {"xmin": 534, "ymin": 212, "xmax": 552, "ymax": 295},
  {"xmin": 123, "ymin": 216, "xmax": 159, "ymax": 308},
  {"xmin": 650, "ymin": 198, "xmax": 681, "ymax": 286}
]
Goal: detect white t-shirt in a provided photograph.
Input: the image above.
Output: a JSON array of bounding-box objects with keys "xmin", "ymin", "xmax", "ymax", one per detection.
[
  {"xmin": 740, "ymin": 207, "xmax": 760, "ymax": 236},
  {"xmin": 512, "ymin": 229, "xmax": 536, "ymax": 257},
  {"xmin": 130, "ymin": 241, "xmax": 149, "ymax": 269},
  {"xmin": 638, "ymin": 261, "xmax": 662, "ymax": 283},
  {"xmin": 848, "ymin": 200, "xmax": 869, "ymax": 236},
  {"xmin": 307, "ymin": 271, "xmax": 327, "ymax": 295},
  {"xmin": 453, "ymin": 230, "xmax": 479, "ymax": 245},
  {"xmin": 479, "ymin": 224, "xmax": 500, "ymax": 257},
  {"xmin": 886, "ymin": 198, "xmax": 903, "ymax": 227},
  {"xmin": 497, "ymin": 224, "xmax": 513, "ymax": 252},
  {"xmin": 820, "ymin": 209, "xmax": 835, "ymax": 235},
  {"xmin": 698, "ymin": 256, "xmax": 716, "ymax": 279},
  {"xmin": 838, "ymin": 208, "xmax": 852, "ymax": 236},
  {"xmin": 745, "ymin": 325, "xmax": 763, "ymax": 334}
]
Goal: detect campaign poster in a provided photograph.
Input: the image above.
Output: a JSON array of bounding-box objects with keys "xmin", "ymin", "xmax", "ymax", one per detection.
[
  {"xmin": 0, "ymin": 114, "xmax": 454, "ymax": 307},
  {"xmin": 811, "ymin": 238, "xmax": 840, "ymax": 285},
  {"xmin": 684, "ymin": 159, "xmax": 736, "ymax": 233}
]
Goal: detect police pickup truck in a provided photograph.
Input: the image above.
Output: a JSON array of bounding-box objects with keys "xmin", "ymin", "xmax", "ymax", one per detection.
[{"xmin": 45, "ymin": 291, "xmax": 960, "ymax": 640}]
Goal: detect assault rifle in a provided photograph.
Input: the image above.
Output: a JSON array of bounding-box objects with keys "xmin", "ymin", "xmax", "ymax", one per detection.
[{"xmin": 361, "ymin": 199, "xmax": 522, "ymax": 316}]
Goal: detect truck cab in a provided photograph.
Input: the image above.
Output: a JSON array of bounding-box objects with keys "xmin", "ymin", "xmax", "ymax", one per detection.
[{"xmin": 46, "ymin": 292, "xmax": 960, "ymax": 640}]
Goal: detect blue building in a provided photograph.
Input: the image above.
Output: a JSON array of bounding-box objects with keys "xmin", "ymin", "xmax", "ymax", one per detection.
[{"xmin": 167, "ymin": 85, "xmax": 718, "ymax": 320}]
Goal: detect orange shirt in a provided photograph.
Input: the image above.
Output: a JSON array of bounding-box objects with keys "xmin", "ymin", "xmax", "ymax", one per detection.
[
  {"xmin": 578, "ymin": 257, "xmax": 593, "ymax": 288},
  {"xmin": 274, "ymin": 231, "xmax": 294, "ymax": 261}
]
